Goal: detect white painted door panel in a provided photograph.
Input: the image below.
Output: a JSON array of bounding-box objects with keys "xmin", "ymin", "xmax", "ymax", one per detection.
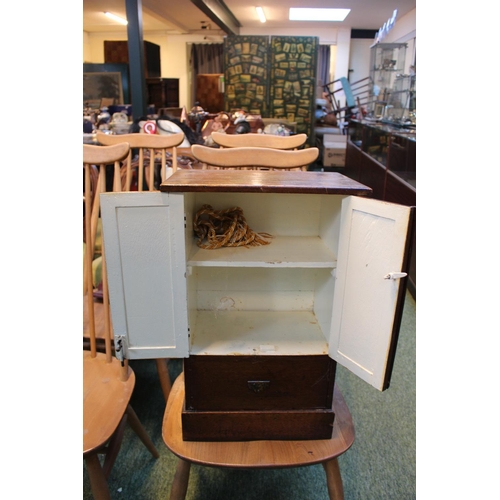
[
  {"xmin": 329, "ymin": 196, "xmax": 411, "ymax": 390},
  {"xmin": 100, "ymin": 192, "xmax": 189, "ymax": 359}
]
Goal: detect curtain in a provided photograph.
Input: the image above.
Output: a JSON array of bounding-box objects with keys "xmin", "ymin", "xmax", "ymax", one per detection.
[
  {"xmin": 189, "ymin": 43, "xmax": 224, "ymax": 109},
  {"xmin": 317, "ymin": 45, "xmax": 331, "ymax": 98}
]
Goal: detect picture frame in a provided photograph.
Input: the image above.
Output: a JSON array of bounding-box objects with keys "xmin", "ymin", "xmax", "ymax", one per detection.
[
  {"xmin": 83, "ymin": 72, "xmax": 123, "ymax": 105},
  {"xmin": 374, "ymin": 102, "xmax": 385, "ymax": 119}
]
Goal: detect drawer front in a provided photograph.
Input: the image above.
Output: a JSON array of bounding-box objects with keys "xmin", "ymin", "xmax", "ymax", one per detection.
[
  {"xmin": 184, "ymin": 355, "xmax": 336, "ymax": 411},
  {"xmin": 182, "ymin": 407, "xmax": 335, "ymax": 441}
]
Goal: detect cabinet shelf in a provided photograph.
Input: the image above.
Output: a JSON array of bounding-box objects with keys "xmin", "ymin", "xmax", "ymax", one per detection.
[
  {"xmin": 190, "ymin": 310, "xmax": 329, "ymax": 356},
  {"xmin": 187, "ymin": 236, "xmax": 337, "ymax": 268}
]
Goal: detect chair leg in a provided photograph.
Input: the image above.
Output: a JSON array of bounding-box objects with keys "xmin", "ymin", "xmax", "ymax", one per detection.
[
  {"xmin": 125, "ymin": 405, "xmax": 160, "ymax": 458},
  {"xmin": 85, "ymin": 453, "xmax": 111, "ymax": 500},
  {"xmin": 155, "ymin": 358, "xmax": 172, "ymax": 403},
  {"xmin": 169, "ymin": 458, "xmax": 191, "ymax": 500},
  {"xmin": 102, "ymin": 414, "xmax": 128, "ymax": 478},
  {"xmin": 322, "ymin": 458, "xmax": 344, "ymax": 500}
]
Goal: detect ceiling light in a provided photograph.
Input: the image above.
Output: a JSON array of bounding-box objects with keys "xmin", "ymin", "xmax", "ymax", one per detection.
[
  {"xmin": 289, "ymin": 8, "xmax": 350, "ymax": 22},
  {"xmin": 104, "ymin": 12, "xmax": 128, "ymax": 26},
  {"xmin": 256, "ymin": 7, "xmax": 266, "ymax": 23}
]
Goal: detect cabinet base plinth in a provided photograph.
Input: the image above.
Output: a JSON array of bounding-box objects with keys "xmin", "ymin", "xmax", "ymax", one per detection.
[{"xmin": 181, "ymin": 405, "xmax": 335, "ymax": 441}]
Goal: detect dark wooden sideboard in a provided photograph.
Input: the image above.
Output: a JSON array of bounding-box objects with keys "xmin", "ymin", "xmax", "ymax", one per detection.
[
  {"xmin": 345, "ymin": 120, "xmax": 416, "ymax": 299},
  {"xmin": 146, "ymin": 78, "xmax": 180, "ymax": 110},
  {"xmin": 103, "ymin": 40, "xmax": 180, "ymax": 111}
]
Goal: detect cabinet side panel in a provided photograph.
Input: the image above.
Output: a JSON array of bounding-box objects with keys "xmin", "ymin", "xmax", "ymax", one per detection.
[{"xmin": 315, "ymin": 195, "xmax": 344, "ymax": 335}]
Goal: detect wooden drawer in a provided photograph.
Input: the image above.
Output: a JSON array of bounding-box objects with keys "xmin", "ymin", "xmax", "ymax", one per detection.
[
  {"xmin": 181, "ymin": 405, "xmax": 335, "ymax": 441},
  {"xmin": 184, "ymin": 354, "xmax": 336, "ymax": 411},
  {"xmin": 182, "ymin": 355, "xmax": 336, "ymax": 440}
]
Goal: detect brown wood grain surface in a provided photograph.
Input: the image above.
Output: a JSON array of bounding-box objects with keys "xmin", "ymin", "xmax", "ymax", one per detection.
[
  {"xmin": 83, "ymin": 351, "xmax": 135, "ymax": 454},
  {"xmin": 163, "ymin": 373, "xmax": 355, "ymax": 468},
  {"xmin": 184, "ymin": 355, "xmax": 336, "ymax": 411},
  {"xmin": 160, "ymin": 170, "xmax": 372, "ymax": 195}
]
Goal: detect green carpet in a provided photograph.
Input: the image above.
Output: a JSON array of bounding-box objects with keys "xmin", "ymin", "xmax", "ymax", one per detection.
[{"xmin": 83, "ymin": 291, "xmax": 416, "ymax": 499}]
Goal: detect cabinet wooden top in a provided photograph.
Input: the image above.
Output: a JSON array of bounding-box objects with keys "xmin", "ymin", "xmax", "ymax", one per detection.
[{"xmin": 160, "ymin": 170, "xmax": 372, "ymax": 195}]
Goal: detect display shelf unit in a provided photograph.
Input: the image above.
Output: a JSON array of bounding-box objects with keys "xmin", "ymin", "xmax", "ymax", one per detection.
[
  {"xmin": 385, "ymin": 74, "xmax": 416, "ymax": 124},
  {"xmin": 100, "ymin": 170, "xmax": 414, "ymax": 441},
  {"xmin": 369, "ymin": 43, "xmax": 407, "ymax": 117}
]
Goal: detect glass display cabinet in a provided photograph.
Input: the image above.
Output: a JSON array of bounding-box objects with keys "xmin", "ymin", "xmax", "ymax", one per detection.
[
  {"xmin": 369, "ymin": 43, "xmax": 407, "ymax": 119},
  {"xmin": 385, "ymin": 74, "xmax": 416, "ymax": 125},
  {"xmin": 347, "ymin": 120, "xmax": 415, "ymax": 189}
]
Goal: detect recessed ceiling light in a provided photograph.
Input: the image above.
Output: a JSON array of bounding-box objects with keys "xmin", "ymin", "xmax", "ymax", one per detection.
[
  {"xmin": 256, "ymin": 7, "xmax": 266, "ymax": 23},
  {"xmin": 104, "ymin": 12, "xmax": 128, "ymax": 26},
  {"xmin": 289, "ymin": 8, "xmax": 351, "ymax": 22}
]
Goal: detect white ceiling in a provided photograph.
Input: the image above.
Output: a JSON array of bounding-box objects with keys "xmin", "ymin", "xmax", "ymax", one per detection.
[{"xmin": 83, "ymin": 0, "xmax": 416, "ymax": 36}]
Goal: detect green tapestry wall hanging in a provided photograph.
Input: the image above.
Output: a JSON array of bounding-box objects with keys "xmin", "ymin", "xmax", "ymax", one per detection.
[
  {"xmin": 224, "ymin": 35, "xmax": 269, "ymax": 116},
  {"xmin": 269, "ymin": 36, "xmax": 319, "ymax": 138}
]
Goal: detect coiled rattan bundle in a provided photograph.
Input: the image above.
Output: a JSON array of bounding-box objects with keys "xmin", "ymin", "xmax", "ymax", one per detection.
[{"xmin": 193, "ymin": 204, "xmax": 272, "ymax": 249}]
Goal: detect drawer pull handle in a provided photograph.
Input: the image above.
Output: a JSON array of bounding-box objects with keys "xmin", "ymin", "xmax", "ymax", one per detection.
[{"xmin": 247, "ymin": 381, "xmax": 270, "ymax": 393}]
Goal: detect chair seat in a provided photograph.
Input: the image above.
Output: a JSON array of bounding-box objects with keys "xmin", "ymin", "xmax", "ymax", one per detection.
[{"xmin": 83, "ymin": 351, "xmax": 135, "ymax": 454}]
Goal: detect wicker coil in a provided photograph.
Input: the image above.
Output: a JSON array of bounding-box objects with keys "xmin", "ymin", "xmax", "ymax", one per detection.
[{"xmin": 193, "ymin": 205, "xmax": 272, "ymax": 249}]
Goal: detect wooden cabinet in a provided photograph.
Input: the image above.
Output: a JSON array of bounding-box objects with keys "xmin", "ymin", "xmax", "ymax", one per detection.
[
  {"xmin": 104, "ymin": 40, "xmax": 161, "ymax": 78},
  {"xmin": 100, "ymin": 171, "xmax": 414, "ymax": 441},
  {"xmin": 146, "ymin": 78, "xmax": 179, "ymax": 111},
  {"xmin": 183, "ymin": 354, "xmax": 337, "ymax": 440},
  {"xmin": 196, "ymin": 74, "xmax": 224, "ymax": 113},
  {"xmin": 104, "ymin": 40, "xmax": 180, "ymax": 110}
]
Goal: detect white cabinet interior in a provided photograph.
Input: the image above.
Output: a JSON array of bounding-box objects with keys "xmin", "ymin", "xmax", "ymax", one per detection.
[{"xmin": 101, "ymin": 171, "xmax": 413, "ymax": 392}]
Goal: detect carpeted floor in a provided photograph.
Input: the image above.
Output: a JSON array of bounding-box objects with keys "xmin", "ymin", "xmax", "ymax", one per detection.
[{"xmin": 83, "ymin": 291, "xmax": 415, "ymax": 499}]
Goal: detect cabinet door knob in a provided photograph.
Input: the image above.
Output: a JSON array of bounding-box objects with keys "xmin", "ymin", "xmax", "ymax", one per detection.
[
  {"xmin": 247, "ymin": 381, "xmax": 270, "ymax": 393},
  {"xmin": 384, "ymin": 272, "xmax": 407, "ymax": 280}
]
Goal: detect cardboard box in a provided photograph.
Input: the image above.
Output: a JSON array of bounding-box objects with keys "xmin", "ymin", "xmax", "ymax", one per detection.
[{"xmin": 323, "ymin": 134, "xmax": 347, "ymax": 167}]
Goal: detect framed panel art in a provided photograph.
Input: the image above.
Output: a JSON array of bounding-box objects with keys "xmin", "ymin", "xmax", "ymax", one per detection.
[
  {"xmin": 270, "ymin": 36, "xmax": 318, "ymax": 140},
  {"xmin": 83, "ymin": 63, "xmax": 130, "ymax": 104},
  {"xmin": 224, "ymin": 35, "xmax": 269, "ymax": 116},
  {"xmin": 83, "ymin": 72, "xmax": 123, "ymax": 105}
]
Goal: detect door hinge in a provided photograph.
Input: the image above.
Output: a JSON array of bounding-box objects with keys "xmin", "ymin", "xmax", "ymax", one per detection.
[
  {"xmin": 115, "ymin": 334, "xmax": 127, "ymax": 366},
  {"xmin": 384, "ymin": 272, "xmax": 407, "ymax": 280}
]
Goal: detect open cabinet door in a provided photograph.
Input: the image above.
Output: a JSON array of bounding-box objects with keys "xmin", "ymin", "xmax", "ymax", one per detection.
[
  {"xmin": 100, "ymin": 191, "xmax": 189, "ymax": 360},
  {"xmin": 329, "ymin": 196, "xmax": 414, "ymax": 391}
]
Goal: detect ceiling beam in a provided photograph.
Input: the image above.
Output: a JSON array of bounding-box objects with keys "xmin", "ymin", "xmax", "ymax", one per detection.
[{"xmin": 190, "ymin": 0, "xmax": 241, "ymax": 35}]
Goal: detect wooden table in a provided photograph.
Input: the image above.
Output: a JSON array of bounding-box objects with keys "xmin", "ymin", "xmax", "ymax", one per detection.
[{"xmin": 162, "ymin": 373, "xmax": 355, "ymax": 499}]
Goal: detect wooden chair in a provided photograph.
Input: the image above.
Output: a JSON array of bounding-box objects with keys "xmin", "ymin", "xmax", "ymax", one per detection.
[
  {"xmin": 211, "ymin": 132, "xmax": 307, "ymax": 150},
  {"xmin": 83, "ymin": 143, "xmax": 159, "ymax": 500},
  {"xmin": 191, "ymin": 144, "xmax": 319, "ymax": 171},
  {"xmin": 84, "ymin": 139, "xmax": 174, "ymax": 403},
  {"xmin": 163, "ymin": 373, "xmax": 355, "ymax": 500},
  {"xmin": 96, "ymin": 131, "xmax": 185, "ymax": 191},
  {"xmin": 82, "ymin": 143, "xmax": 127, "ymax": 299}
]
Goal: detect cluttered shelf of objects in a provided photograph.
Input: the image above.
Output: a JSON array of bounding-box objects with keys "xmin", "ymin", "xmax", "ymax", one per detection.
[
  {"xmin": 83, "ymin": 103, "xmax": 300, "ymax": 146},
  {"xmin": 83, "ymin": 103, "xmax": 312, "ymax": 172}
]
